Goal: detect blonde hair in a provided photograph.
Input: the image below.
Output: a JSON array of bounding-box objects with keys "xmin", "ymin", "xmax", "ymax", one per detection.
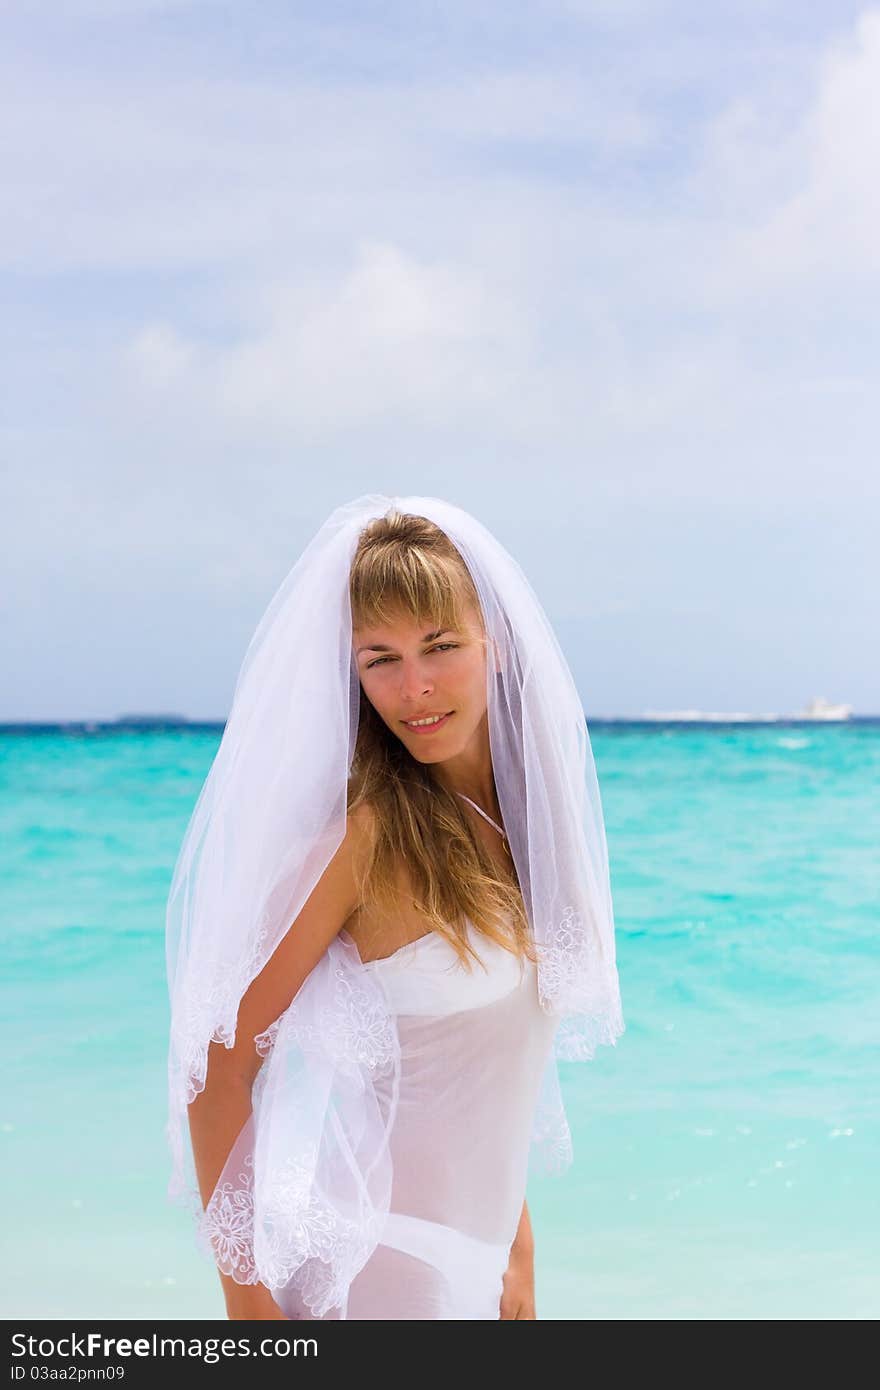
[{"xmin": 347, "ymin": 509, "xmax": 536, "ymax": 971}]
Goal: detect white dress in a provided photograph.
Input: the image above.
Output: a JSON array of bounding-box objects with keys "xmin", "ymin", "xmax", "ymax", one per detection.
[{"xmin": 272, "ymin": 921, "xmax": 559, "ymax": 1320}]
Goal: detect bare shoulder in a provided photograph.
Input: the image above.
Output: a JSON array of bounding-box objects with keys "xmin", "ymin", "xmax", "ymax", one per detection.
[{"xmin": 223, "ymin": 804, "xmax": 377, "ymax": 1084}]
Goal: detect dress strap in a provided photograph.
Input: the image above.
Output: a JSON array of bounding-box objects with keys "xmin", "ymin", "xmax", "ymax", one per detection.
[{"xmin": 456, "ymin": 792, "xmax": 507, "ymax": 842}]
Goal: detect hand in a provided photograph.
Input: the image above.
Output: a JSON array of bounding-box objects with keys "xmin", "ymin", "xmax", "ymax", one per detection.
[{"xmin": 499, "ymin": 1245, "xmax": 536, "ymax": 1320}]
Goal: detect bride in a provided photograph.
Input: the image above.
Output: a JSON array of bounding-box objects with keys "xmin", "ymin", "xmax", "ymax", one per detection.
[{"xmin": 166, "ymin": 496, "xmax": 624, "ymax": 1320}]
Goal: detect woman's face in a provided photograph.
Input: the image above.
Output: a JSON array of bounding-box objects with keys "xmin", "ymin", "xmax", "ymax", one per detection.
[{"xmin": 353, "ymin": 605, "xmax": 488, "ymax": 765}]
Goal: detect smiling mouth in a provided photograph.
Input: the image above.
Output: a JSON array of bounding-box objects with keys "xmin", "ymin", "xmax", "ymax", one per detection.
[{"xmin": 402, "ymin": 711, "xmax": 454, "ymax": 733}]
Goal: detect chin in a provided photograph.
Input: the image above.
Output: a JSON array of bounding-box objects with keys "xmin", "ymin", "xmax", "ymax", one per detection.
[
  {"xmin": 415, "ymin": 735, "xmax": 470, "ymax": 767},
  {"xmin": 410, "ymin": 748, "xmax": 452, "ymax": 765}
]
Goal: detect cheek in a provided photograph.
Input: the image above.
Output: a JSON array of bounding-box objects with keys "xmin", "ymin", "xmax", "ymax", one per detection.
[
  {"xmin": 365, "ymin": 683, "xmax": 387, "ymax": 710},
  {"xmin": 359, "ymin": 676, "xmax": 383, "ymax": 711},
  {"xmin": 454, "ymin": 660, "xmax": 488, "ymax": 708},
  {"xmin": 362, "ymin": 677, "xmax": 401, "ymax": 724}
]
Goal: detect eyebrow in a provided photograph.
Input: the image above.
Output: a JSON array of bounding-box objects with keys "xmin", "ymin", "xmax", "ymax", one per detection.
[{"xmin": 356, "ymin": 628, "xmax": 453, "ymax": 656}]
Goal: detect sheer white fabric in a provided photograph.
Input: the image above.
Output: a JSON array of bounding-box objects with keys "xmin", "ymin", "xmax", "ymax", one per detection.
[
  {"xmin": 166, "ymin": 493, "xmax": 625, "ymax": 1320},
  {"xmin": 199, "ymin": 922, "xmax": 559, "ymax": 1319}
]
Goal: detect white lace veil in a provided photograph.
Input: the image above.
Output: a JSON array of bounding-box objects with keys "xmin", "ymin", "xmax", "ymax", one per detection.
[{"xmin": 165, "ymin": 493, "xmax": 624, "ymax": 1317}]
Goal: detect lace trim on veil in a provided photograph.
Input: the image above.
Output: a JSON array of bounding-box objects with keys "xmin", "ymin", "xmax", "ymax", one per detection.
[{"xmin": 187, "ymin": 908, "xmax": 622, "ymax": 1316}]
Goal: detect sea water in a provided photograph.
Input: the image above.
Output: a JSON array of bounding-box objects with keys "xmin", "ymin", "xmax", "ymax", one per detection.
[{"xmin": 1, "ymin": 721, "xmax": 877, "ymax": 1319}]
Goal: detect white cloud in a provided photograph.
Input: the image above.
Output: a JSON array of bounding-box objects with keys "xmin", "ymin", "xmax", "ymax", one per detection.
[
  {"xmin": 129, "ymin": 323, "xmax": 196, "ymax": 386},
  {"xmin": 81, "ymin": 11, "xmax": 873, "ymax": 475},
  {"xmin": 698, "ymin": 10, "xmax": 880, "ymax": 295},
  {"xmin": 122, "ymin": 241, "xmax": 527, "ymax": 437},
  {"xmin": 754, "ymin": 11, "xmax": 880, "ymax": 278},
  {"xmin": 3, "ymin": 1, "xmax": 878, "ymax": 715}
]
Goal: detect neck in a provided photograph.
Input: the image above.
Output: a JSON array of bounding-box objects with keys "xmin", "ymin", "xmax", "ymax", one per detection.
[{"xmin": 430, "ymin": 714, "xmax": 501, "ymax": 819}]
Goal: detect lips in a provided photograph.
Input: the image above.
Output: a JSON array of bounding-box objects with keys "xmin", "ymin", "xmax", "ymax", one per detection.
[{"xmin": 402, "ymin": 711, "xmax": 454, "ymax": 734}]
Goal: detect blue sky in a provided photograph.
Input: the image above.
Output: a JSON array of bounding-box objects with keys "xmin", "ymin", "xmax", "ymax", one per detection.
[{"xmin": 2, "ymin": 1, "xmax": 877, "ymax": 718}]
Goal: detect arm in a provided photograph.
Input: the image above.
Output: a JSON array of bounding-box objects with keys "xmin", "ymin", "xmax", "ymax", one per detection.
[
  {"xmin": 499, "ymin": 1198, "xmax": 536, "ymax": 1320},
  {"xmin": 188, "ymin": 1066, "xmax": 285, "ymax": 1320},
  {"xmin": 510, "ymin": 1197, "xmax": 534, "ymax": 1258},
  {"xmin": 187, "ymin": 804, "xmax": 373, "ymax": 1320}
]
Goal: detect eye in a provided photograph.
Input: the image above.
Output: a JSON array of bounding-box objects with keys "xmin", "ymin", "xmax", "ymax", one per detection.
[{"xmin": 366, "ymin": 642, "xmax": 458, "ymax": 670}]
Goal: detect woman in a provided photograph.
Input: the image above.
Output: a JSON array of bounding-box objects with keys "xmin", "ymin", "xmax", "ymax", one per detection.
[{"xmin": 166, "ymin": 495, "xmax": 624, "ymax": 1320}]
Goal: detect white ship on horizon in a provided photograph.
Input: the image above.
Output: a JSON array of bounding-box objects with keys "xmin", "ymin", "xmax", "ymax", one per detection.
[{"xmin": 789, "ymin": 695, "xmax": 853, "ymax": 721}]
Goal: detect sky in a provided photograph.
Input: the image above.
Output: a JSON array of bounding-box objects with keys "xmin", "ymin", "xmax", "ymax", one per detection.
[{"xmin": 1, "ymin": 0, "xmax": 877, "ymax": 720}]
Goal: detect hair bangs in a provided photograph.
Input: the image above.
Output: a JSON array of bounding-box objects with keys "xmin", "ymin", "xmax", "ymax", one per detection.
[{"xmin": 350, "ymin": 511, "xmax": 482, "ymax": 638}]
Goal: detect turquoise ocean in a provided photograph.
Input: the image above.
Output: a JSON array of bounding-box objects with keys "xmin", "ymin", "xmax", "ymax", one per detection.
[{"xmin": 2, "ymin": 721, "xmax": 878, "ymax": 1320}]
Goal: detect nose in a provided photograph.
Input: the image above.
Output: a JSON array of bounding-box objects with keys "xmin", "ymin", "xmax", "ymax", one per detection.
[{"xmin": 399, "ymin": 657, "xmax": 434, "ymax": 703}]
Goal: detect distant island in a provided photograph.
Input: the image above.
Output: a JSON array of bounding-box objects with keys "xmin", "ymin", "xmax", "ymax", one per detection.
[
  {"xmin": 0, "ymin": 697, "xmax": 868, "ymax": 731},
  {"xmin": 113, "ymin": 713, "xmax": 193, "ymax": 724},
  {"xmin": 640, "ymin": 696, "xmax": 854, "ymax": 723}
]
